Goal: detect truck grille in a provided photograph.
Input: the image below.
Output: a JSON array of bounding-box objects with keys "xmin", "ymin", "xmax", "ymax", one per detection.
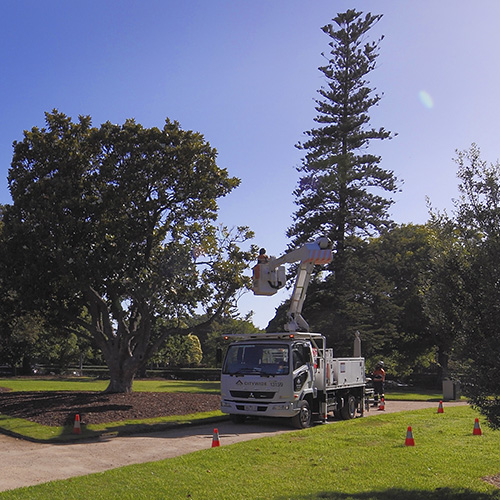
[{"xmin": 230, "ymin": 391, "xmax": 275, "ymax": 399}]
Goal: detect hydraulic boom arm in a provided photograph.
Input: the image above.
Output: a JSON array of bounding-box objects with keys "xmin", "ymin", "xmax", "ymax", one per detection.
[{"xmin": 252, "ymin": 238, "xmax": 332, "ymax": 332}]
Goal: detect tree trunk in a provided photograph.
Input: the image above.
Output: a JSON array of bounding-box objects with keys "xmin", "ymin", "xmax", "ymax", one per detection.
[
  {"xmin": 104, "ymin": 359, "xmax": 137, "ymax": 393},
  {"xmin": 21, "ymin": 355, "xmax": 33, "ymax": 376},
  {"xmin": 437, "ymin": 348, "xmax": 450, "ymax": 383},
  {"xmin": 83, "ymin": 286, "xmax": 152, "ymax": 394},
  {"xmin": 105, "ymin": 376, "xmax": 134, "ymax": 393}
]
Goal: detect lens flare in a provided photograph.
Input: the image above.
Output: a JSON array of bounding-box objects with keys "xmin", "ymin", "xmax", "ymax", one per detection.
[{"xmin": 419, "ymin": 90, "xmax": 434, "ymax": 109}]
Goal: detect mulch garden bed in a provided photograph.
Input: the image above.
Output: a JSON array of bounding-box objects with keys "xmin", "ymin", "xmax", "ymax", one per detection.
[{"xmin": 0, "ymin": 390, "xmax": 221, "ymax": 427}]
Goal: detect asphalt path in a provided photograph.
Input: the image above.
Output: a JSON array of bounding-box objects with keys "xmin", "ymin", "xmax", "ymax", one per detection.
[{"xmin": 0, "ymin": 400, "xmax": 467, "ymax": 492}]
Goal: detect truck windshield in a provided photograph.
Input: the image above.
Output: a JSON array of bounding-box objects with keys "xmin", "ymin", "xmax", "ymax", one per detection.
[{"xmin": 222, "ymin": 344, "xmax": 289, "ymax": 375}]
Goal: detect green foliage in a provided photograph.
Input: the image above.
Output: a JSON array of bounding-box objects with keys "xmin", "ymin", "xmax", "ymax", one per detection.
[
  {"xmin": 149, "ymin": 313, "xmax": 261, "ymax": 367},
  {"xmin": 421, "ymin": 217, "xmax": 468, "ymax": 384},
  {"xmin": 365, "ymin": 224, "xmax": 437, "ymax": 375},
  {"xmin": 438, "ymin": 144, "xmax": 500, "ymax": 428},
  {"xmin": 284, "ymin": 10, "xmax": 399, "ymax": 352},
  {"xmin": 0, "ymin": 311, "xmax": 87, "ymax": 372},
  {"xmin": 2, "ymin": 111, "xmax": 254, "ymax": 392},
  {"xmin": 289, "ymin": 10, "xmax": 398, "ymax": 247},
  {"xmin": 152, "ymin": 333, "xmax": 203, "ymax": 367}
]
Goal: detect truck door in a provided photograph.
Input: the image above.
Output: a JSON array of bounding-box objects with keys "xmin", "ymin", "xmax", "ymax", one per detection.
[{"xmin": 292, "ymin": 342, "xmax": 314, "ymax": 394}]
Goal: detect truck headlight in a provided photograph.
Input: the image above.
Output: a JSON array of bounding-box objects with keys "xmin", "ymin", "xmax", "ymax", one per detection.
[{"xmin": 272, "ymin": 404, "xmax": 290, "ymax": 411}]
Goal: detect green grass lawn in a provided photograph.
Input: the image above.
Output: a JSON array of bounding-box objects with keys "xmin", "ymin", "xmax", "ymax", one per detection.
[
  {"xmin": 0, "ymin": 377, "xmax": 220, "ymax": 394},
  {"xmin": 1, "ymin": 406, "xmax": 498, "ymax": 500},
  {"xmin": 385, "ymin": 386, "xmax": 449, "ymax": 401}
]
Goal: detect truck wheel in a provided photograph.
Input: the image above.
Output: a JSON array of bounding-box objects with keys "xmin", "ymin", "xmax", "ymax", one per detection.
[
  {"xmin": 340, "ymin": 395, "xmax": 356, "ymax": 420},
  {"xmin": 292, "ymin": 400, "xmax": 312, "ymax": 429}
]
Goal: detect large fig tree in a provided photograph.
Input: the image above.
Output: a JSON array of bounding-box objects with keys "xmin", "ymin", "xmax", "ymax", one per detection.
[{"xmin": 3, "ymin": 111, "xmax": 254, "ymax": 392}]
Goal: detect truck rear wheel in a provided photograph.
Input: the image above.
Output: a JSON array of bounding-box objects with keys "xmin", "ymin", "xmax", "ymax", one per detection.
[
  {"xmin": 340, "ymin": 394, "xmax": 356, "ymax": 420},
  {"xmin": 292, "ymin": 400, "xmax": 312, "ymax": 429}
]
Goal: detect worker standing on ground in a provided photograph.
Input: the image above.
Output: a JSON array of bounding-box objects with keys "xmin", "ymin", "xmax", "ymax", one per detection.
[{"xmin": 373, "ymin": 361, "xmax": 386, "ymax": 404}]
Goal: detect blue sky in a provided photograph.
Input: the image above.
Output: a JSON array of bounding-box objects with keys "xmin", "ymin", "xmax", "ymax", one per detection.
[{"xmin": 2, "ymin": 1, "xmax": 500, "ymax": 328}]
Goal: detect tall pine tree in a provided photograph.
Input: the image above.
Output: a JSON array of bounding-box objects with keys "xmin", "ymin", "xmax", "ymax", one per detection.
[{"xmin": 286, "ymin": 10, "xmax": 399, "ymax": 352}]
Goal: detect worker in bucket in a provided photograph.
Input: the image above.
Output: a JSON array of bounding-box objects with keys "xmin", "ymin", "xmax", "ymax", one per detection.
[
  {"xmin": 372, "ymin": 361, "xmax": 386, "ymax": 404},
  {"xmin": 257, "ymin": 248, "xmax": 269, "ymax": 264}
]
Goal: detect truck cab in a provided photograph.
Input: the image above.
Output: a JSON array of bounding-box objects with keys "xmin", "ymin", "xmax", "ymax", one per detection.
[{"xmin": 220, "ymin": 334, "xmax": 318, "ymax": 427}]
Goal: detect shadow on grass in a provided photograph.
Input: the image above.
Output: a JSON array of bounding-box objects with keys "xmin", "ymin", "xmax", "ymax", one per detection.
[
  {"xmin": 286, "ymin": 487, "xmax": 499, "ymax": 500},
  {"xmin": 0, "ymin": 391, "xmax": 128, "ymax": 425}
]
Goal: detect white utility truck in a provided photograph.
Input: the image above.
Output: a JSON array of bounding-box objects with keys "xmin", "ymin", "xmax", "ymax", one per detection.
[{"xmin": 220, "ymin": 238, "xmax": 369, "ymax": 428}]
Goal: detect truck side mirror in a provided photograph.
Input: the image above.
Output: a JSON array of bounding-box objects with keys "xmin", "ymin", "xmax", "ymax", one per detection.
[{"xmin": 216, "ymin": 347, "xmax": 222, "ymax": 366}]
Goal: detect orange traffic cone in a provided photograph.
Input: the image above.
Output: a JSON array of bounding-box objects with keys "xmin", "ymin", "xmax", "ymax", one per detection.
[
  {"xmin": 437, "ymin": 400, "xmax": 444, "ymax": 413},
  {"xmin": 377, "ymin": 397, "xmax": 385, "ymax": 411},
  {"xmin": 473, "ymin": 418, "xmax": 482, "ymax": 436},
  {"xmin": 405, "ymin": 426, "xmax": 415, "ymax": 446},
  {"xmin": 73, "ymin": 414, "xmax": 81, "ymax": 434},
  {"xmin": 212, "ymin": 428, "xmax": 220, "ymax": 447}
]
